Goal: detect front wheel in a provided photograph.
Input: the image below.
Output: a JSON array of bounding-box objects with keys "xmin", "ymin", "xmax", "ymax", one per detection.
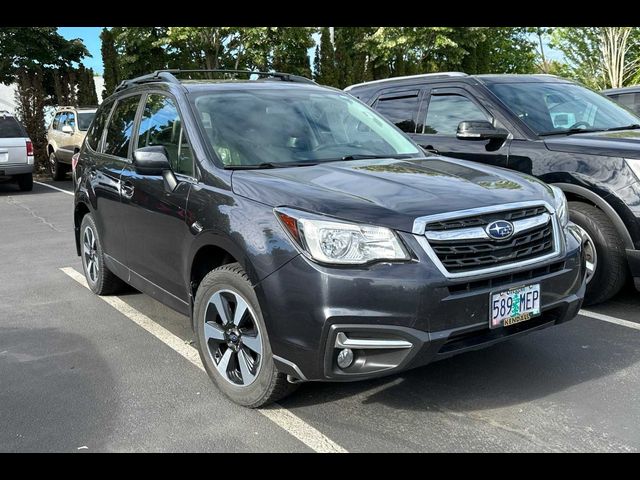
[
  {"xmin": 193, "ymin": 263, "xmax": 298, "ymax": 407},
  {"xmin": 49, "ymin": 151, "xmax": 66, "ymax": 181},
  {"xmin": 569, "ymin": 202, "xmax": 628, "ymax": 305}
]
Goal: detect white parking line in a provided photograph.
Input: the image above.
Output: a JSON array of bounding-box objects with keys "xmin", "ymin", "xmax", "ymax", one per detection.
[
  {"xmin": 579, "ymin": 309, "xmax": 640, "ymax": 331},
  {"xmin": 59, "ymin": 266, "xmax": 348, "ymax": 454},
  {"xmin": 34, "ymin": 181, "xmax": 73, "ymax": 196}
]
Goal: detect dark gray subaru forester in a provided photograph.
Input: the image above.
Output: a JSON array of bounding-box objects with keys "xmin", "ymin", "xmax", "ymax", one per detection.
[{"xmin": 73, "ymin": 70, "xmax": 586, "ymax": 407}]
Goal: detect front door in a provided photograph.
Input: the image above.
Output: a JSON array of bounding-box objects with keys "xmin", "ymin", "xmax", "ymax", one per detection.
[
  {"xmin": 120, "ymin": 92, "xmax": 194, "ymax": 307},
  {"xmin": 413, "ymin": 87, "xmax": 510, "ymax": 168}
]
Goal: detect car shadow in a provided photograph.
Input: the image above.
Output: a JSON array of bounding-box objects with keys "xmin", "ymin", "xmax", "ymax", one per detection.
[
  {"xmin": 0, "ymin": 326, "xmax": 118, "ymax": 452},
  {"xmin": 280, "ymin": 318, "xmax": 640, "ymax": 412},
  {"xmin": 0, "ymin": 179, "xmax": 68, "ymax": 196}
]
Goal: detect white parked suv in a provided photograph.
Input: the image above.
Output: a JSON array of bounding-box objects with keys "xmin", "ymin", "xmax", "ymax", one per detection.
[
  {"xmin": 46, "ymin": 106, "xmax": 96, "ymax": 180},
  {"xmin": 0, "ymin": 111, "xmax": 33, "ymax": 191}
]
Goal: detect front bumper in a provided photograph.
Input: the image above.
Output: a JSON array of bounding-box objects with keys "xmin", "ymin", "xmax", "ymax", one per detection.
[
  {"xmin": 257, "ymin": 228, "xmax": 585, "ymax": 382},
  {"xmin": 0, "ymin": 163, "xmax": 33, "ymax": 177}
]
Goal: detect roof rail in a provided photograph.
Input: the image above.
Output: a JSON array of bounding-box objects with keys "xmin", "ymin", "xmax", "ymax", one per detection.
[
  {"xmin": 344, "ymin": 72, "xmax": 468, "ymax": 91},
  {"xmin": 114, "ymin": 69, "xmax": 316, "ymax": 93}
]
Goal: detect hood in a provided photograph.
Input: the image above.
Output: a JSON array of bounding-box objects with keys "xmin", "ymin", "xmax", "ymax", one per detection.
[
  {"xmin": 231, "ymin": 157, "xmax": 554, "ymax": 233},
  {"xmin": 544, "ymin": 129, "xmax": 640, "ymax": 159}
]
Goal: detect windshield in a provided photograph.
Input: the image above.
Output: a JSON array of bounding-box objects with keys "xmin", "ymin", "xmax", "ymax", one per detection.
[
  {"xmin": 191, "ymin": 88, "xmax": 422, "ymax": 167},
  {"xmin": 78, "ymin": 112, "xmax": 96, "ymax": 131},
  {"xmin": 486, "ymin": 82, "xmax": 640, "ymax": 136}
]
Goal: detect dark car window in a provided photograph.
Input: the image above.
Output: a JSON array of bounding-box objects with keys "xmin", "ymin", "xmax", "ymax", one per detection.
[
  {"xmin": 487, "ymin": 82, "xmax": 640, "ymax": 135},
  {"xmin": 52, "ymin": 113, "xmax": 62, "ymax": 130},
  {"xmin": 86, "ymin": 102, "xmax": 113, "ymax": 151},
  {"xmin": 424, "ymin": 94, "xmax": 490, "ymax": 135},
  {"xmin": 66, "ymin": 112, "xmax": 76, "ymax": 129},
  {"xmin": 0, "ymin": 115, "xmax": 26, "ymax": 138},
  {"xmin": 609, "ymin": 92, "xmax": 640, "ymax": 116},
  {"xmin": 137, "ymin": 94, "xmax": 193, "ymax": 176},
  {"xmin": 103, "ymin": 95, "xmax": 141, "ymax": 158},
  {"xmin": 77, "ymin": 112, "xmax": 95, "ymax": 131},
  {"xmin": 374, "ymin": 92, "xmax": 420, "ymax": 133}
]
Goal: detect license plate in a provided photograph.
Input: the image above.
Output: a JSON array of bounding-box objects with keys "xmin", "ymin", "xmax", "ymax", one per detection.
[{"xmin": 490, "ymin": 284, "xmax": 540, "ymax": 328}]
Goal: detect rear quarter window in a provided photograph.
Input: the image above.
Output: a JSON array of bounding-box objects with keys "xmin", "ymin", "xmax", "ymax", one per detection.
[
  {"xmin": 85, "ymin": 102, "xmax": 114, "ymax": 151},
  {"xmin": 0, "ymin": 116, "xmax": 27, "ymax": 138}
]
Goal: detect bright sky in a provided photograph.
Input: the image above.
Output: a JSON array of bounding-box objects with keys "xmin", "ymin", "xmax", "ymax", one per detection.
[{"xmin": 57, "ymin": 27, "xmax": 565, "ymax": 77}]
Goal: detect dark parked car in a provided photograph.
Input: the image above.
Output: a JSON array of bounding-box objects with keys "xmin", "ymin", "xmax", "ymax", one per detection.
[
  {"xmin": 602, "ymin": 85, "xmax": 640, "ymax": 116},
  {"xmin": 347, "ymin": 73, "xmax": 640, "ymax": 304},
  {"xmin": 74, "ymin": 70, "xmax": 585, "ymax": 407}
]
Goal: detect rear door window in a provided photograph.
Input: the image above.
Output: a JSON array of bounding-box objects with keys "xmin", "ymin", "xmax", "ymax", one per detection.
[
  {"xmin": 374, "ymin": 91, "xmax": 421, "ymax": 133},
  {"xmin": 86, "ymin": 102, "xmax": 113, "ymax": 152},
  {"xmin": 102, "ymin": 95, "xmax": 141, "ymax": 158}
]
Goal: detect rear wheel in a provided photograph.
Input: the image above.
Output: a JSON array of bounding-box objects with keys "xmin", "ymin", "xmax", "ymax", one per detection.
[
  {"xmin": 80, "ymin": 214, "xmax": 124, "ymax": 295},
  {"xmin": 49, "ymin": 151, "xmax": 66, "ymax": 181},
  {"xmin": 193, "ymin": 263, "xmax": 298, "ymax": 407},
  {"xmin": 569, "ymin": 202, "xmax": 628, "ymax": 305},
  {"xmin": 16, "ymin": 173, "xmax": 33, "ymax": 191}
]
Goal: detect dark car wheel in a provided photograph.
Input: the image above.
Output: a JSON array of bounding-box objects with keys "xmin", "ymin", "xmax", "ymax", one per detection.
[
  {"xmin": 80, "ymin": 214, "xmax": 124, "ymax": 295},
  {"xmin": 16, "ymin": 173, "xmax": 33, "ymax": 191},
  {"xmin": 193, "ymin": 263, "xmax": 298, "ymax": 407},
  {"xmin": 49, "ymin": 151, "xmax": 66, "ymax": 181},
  {"xmin": 569, "ymin": 202, "xmax": 628, "ymax": 305}
]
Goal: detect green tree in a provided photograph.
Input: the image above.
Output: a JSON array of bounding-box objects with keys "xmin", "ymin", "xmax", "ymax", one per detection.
[
  {"xmin": 0, "ymin": 27, "xmax": 88, "ymax": 169},
  {"xmin": 100, "ymin": 27, "xmax": 119, "ymax": 99},
  {"xmin": 314, "ymin": 27, "xmax": 338, "ymax": 86},
  {"xmin": 77, "ymin": 64, "xmax": 98, "ymax": 106},
  {"xmin": 271, "ymin": 27, "xmax": 314, "ymax": 77}
]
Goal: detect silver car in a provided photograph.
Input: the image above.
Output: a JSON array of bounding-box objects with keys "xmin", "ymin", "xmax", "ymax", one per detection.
[{"xmin": 0, "ymin": 111, "xmax": 33, "ymax": 191}]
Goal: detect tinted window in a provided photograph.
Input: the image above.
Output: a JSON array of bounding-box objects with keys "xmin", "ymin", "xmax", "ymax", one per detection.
[
  {"xmin": 86, "ymin": 102, "xmax": 113, "ymax": 151},
  {"xmin": 375, "ymin": 93, "xmax": 420, "ymax": 133},
  {"xmin": 52, "ymin": 113, "xmax": 62, "ymax": 130},
  {"xmin": 0, "ymin": 116, "xmax": 26, "ymax": 138},
  {"xmin": 78, "ymin": 112, "xmax": 95, "ymax": 131},
  {"xmin": 137, "ymin": 94, "xmax": 193, "ymax": 176},
  {"xmin": 487, "ymin": 82, "xmax": 640, "ymax": 135},
  {"xmin": 103, "ymin": 95, "xmax": 141, "ymax": 158},
  {"xmin": 66, "ymin": 112, "xmax": 76, "ymax": 129},
  {"xmin": 424, "ymin": 94, "xmax": 490, "ymax": 135},
  {"xmin": 609, "ymin": 92, "xmax": 640, "ymax": 116}
]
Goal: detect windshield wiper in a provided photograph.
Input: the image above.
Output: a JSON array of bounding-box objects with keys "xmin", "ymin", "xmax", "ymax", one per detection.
[
  {"xmin": 224, "ymin": 161, "xmax": 318, "ymax": 170},
  {"xmin": 605, "ymin": 124, "xmax": 640, "ymax": 132},
  {"xmin": 539, "ymin": 128, "xmax": 605, "ymax": 137}
]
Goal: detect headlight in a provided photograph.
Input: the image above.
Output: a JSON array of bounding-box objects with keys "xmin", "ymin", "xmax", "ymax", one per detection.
[
  {"xmin": 275, "ymin": 207, "xmax": 410, "ymax": 265},
  {"xmin": 549, "ymin": 185, "xmax": 569, "ymax": 227}
]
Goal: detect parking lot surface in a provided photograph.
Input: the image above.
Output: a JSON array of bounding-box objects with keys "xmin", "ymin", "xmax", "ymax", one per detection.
[{"xmin": 1, "ymin": 179, "xmax": 639, "ymax": 452}]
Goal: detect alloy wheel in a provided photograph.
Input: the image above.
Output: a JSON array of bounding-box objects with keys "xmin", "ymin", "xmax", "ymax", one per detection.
[
  {"xmin": 574, "ymin": 224, "xmax": 598, "ymax": 284},
  {"xmin": 82, "ymin": 226, "xmax": 99, "ymax": 284},
  {"xmin": 204, "ymin": 289, "xmax": 263, "ymax": 387},
  {"xmin": 49, "ymin": 153, "xmax": 57, "ymax": 177}
]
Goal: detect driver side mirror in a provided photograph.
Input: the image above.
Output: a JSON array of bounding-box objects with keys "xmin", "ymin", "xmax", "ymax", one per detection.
[
  {"xmin": 457, "ymin": 121, "xmax": 509, "ymax": 142},
  {"xmin": 133, "ymin": 146, "xmax": 178, "ymax": 192}
]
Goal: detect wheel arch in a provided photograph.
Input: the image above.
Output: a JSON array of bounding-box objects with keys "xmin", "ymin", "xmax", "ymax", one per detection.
[{"xmin": 554, "ymin": 182, "xmax": 634, "ymax": 249}]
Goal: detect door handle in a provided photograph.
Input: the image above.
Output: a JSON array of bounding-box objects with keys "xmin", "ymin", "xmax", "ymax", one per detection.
[
  {"xmin": 422, "ymin": 145, "xmax": 439, "ymax": 155},
  {"xmin": 121, "ymin": 181, "xmax": 135, "ymax": 199}
]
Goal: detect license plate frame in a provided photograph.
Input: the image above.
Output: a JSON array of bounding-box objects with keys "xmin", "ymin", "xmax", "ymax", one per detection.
[{"xmin": 489, "ymin": 284, "xmax": 541, "ymax": 329}]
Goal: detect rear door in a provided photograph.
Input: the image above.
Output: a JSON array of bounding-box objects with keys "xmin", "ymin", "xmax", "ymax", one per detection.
[
  {"xmin": 0, "ymin": 115, "xmax": 28, "ymax": 168},
  {"xmin": 119, "ymin": 92, "xmax": 193, "ymax": 309},
  {"xmin": 413, "ymin": 86, "xmax": 510, "ymax": 168}
]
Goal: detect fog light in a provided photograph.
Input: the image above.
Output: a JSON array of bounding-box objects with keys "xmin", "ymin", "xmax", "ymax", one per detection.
[{"xmin": 337, "ymin": 348, "xmax": 354, "ymax": 369}]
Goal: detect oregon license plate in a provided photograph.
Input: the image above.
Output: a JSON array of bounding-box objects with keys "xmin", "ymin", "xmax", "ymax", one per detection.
[{"xmin": 490, "ymin": 284, "xmax": 540, "ymax": 328}]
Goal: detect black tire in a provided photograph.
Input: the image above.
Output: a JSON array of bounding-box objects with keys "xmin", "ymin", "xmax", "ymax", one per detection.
[
  {"xmin": 193, "ymin": 263, "xmax": 298, "ymax": 407},
  {"xmin": 569, "ymin": 202, "xmax": 628, "ymax": 305},
  {"xmin": 16, "ymin": 173, "xmax": 33, "ymax": 191},
  {"xmin": 79, "ymin": 214, "xmax": 124, "ymax": 295},
  {"xmin": 49, "ymin": 151, "xmax": 66, "ymax": 181}
]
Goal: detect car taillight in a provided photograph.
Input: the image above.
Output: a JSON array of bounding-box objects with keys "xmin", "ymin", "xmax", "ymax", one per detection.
[
  {"xmin": 72, "ymin": 152, "xmax": 80, "ymax": 172},
  {"xmin": 26, "ymin": 140, "xmax": 33, "ymax": 156}
]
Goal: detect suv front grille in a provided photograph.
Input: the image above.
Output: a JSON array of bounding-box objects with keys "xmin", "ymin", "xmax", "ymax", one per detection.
[{"xmin": 420, "ymin": 205, "xmax": 559, "ymax": 275}]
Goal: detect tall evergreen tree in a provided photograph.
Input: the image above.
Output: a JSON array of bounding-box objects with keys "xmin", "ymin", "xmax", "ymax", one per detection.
[
  {"xmin": 314, "ymin": 27, "xmax": 339, "ymax": 87},
  {"xmin": 100, "ymin": 28, "xmax": 119, "ymax": 100}
]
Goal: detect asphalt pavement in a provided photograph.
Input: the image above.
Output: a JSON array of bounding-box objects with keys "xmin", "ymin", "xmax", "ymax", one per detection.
[{"xmin": 1, "ymin": 177, "xmax": 639, "ymax": 452}]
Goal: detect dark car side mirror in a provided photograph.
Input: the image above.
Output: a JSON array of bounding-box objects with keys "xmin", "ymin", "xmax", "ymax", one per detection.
[
  {"xmin": 133, "ymin": 146, "xmax": 178, "ymax": 192},
  {"xmin": 456, "ymin": 121, "xmax": 509, "ymax": 142}
]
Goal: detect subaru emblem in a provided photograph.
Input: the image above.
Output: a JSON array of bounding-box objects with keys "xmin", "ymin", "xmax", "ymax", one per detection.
[{"xmin": 486, "ymin": 220, "xmax": 514, "ymax": 240}]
